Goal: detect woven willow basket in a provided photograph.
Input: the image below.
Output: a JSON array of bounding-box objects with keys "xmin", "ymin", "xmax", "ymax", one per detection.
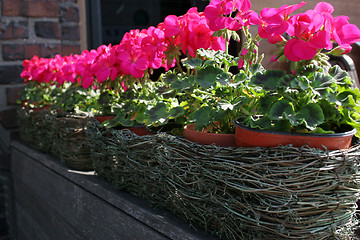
[
  {"xmin": 52, "ymin": 113, "xmax": 93, "ymax": 171},
  {"xmin": 18, "ymin": 109, "xmax": 93, "ymax": 171},
  {"xmin": 18, "ymin": 108, "xmax": 57, "ymax": 153},
  {"xmin": 87, "ymin": 120, "xmax": 360, "ymax": 240}
]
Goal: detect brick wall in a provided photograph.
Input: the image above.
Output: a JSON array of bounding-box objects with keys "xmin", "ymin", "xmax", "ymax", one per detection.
[
  {"xmin": 0, "ymin": 0, "xmax": 84, "ymax": 148},
  {"xmin": 0, "ymin": 0, "xmax": 84, "ymax": 238},
  {"xmin": 0, "ymin": 0, "xmax": 82, "ymax": 81}
]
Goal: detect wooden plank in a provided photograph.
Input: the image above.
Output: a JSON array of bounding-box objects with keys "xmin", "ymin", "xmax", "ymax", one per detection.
[
  {"xmin": 13, "ymin": 176, "xmax": 86, "ymax": 240},
  {"xmin": 15, "ymin": 203, "xmax": 50, "ymax": 240},
  {"xmin": 11, "ymin": 143, "xmax": 170, "ymax": 240},
  {"xmin": 11, "ymin": 141, "xmax": 217, "ymax": 240}
]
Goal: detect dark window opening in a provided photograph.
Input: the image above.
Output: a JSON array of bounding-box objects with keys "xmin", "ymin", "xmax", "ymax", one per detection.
[{"xmin": 87, "ymin": 0, "xmax": 210, "ymax": 49}]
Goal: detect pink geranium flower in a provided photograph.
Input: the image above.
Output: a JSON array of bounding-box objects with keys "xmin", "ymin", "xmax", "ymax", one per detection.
[
  {"xmin": 332, "ymin": 16, "xmax": 360, "ymax": 53},
  {"xmin": 258, "ymin": 2, "xmax": 306, "ymax": 44},
  {"xmin": 91, "ymin": 45, "xmax": 119, "ymax": 83},
  {"xmin": 74, "ymin": 49, "xmax": 100, "ymax": 88},
  {"xmin": 159, "ymin": 7, "xmax": 225, "ymax": 59},
  {"xmin": 162, "ymin": 15, "xmax": 181, "ymax": 38},
  {"xmin": 118, "ymin": 49, "xmax": 149, "ymax": 79},
  {"xmin": 284, "ymin": 38, "xmax": 318, "ymax": 62},
  {"xmin": 204, "ymin": 0, "xmax": 256, "ymax": 32},
  {"xmin": 281, "ymin": 2, "xmax": 360, "ymax": 62}
]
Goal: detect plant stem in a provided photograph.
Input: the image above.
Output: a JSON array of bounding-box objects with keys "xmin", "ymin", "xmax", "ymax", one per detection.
[{"xmin": 224, "ymin": 32, "xmax": 230, "ymax": 73}]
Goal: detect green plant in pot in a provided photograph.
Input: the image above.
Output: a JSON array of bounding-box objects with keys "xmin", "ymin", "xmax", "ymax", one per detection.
[
  {"xmin": 20, "ymin": 81, "xmax": 58, "ymax": 110},
  {"xmin": 234, "ymin": 63, "xmax": 360, "ymax": 149},
  {"xmin": 102, "ymin": 77, "xmax": 185, "ymax": 136},
  {"xmin": 159, "ymin": 47, "xmax": 258, "ymax": 146},
  {"xmin": 50, "ymin": 82, "xmax": 100, "ymax": 114},
  {"xmin": 149, "ymin": 1, "xmax": 263, "ymax": 146},
  {"xmin": 232, "ymin": 2, "xmax": 360, "ymax": 150}
]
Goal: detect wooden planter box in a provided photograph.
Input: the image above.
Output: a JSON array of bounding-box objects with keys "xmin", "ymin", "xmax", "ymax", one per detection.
[{"xmin": 10, "ymin": 141, "xmax": 217, "ymax": 240}]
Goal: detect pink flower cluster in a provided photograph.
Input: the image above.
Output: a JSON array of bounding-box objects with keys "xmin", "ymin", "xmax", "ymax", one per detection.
[
  {"xmin": 21, "ymin": 7, "xmax": 225, "ymax": 88},
  {"xmin": 258, "ymin": 2, "xmax": 360, "ymax": 62},
  {"xmin": 204, "ymin": 0, "xmax": 260, "ymax": 32},
  {"xmin": 159, "ymin": 7, "xmax": 225, "ymax": 57},
  {"xmin": 21, "ymin": 0, "xmax": 360, "ymax": 86}
]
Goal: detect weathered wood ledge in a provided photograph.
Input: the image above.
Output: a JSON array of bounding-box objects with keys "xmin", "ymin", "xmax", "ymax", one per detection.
[{"xmin": 10, "ymin": 141, "xmax": 218, "ymax": 240}]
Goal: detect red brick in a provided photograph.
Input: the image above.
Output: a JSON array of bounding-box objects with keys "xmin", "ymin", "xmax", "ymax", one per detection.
[
  {"xmin": 6, "ymin": 86, "xmax": 24, "ymax": 105},
  {"xmin": 35, "ymin": 21, "xmax": 61, "ymax": 39},
  {"xmin": 40, "ymin": 44, "xmax": 61, "ymax": 58},
  {"xmin": 61, "ymin": 25, "xmax": 80, "ymax": 41},
  {"xmin": 25, "ymin": 44, "xmax": 61, "ymax": 59},
  {"xmin": 2, "ymin": 0, "xmax": 24, "ymax": 16},
  {"xmin": 2, "ymin": 44, "xmax": 25, "ymax": 61},
  {"xmin": 24, "ymin": 44, "xmax": 41, "ymax": 59},
  {"xmin": 27, "ymin": 0, "xmax": 60, "ymax": 17},
  {"xmin": 0, "ymin": 20, "xmax": 28, "ymax": 40},
  {"xmin": 2, "ymin": 0, "xmax": 59, "ymax": 17},
  {"xmin": 60, "ymin": 6, "xmax": 80, "ymax": 23},
  {"xmin": 61, "ymin": 44, "xmax": 81, "ymax": 56}
]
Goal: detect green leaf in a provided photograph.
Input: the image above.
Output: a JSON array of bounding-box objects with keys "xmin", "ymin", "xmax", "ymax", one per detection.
[
  {"xmin": 284, "ymin": 112, "xmax": 302, "ymax": 127},
  {"xmin": 183, "ymin": 58, "xmax": 202, "ymax": 69},
  {"xmin": 328, "ymin": 65, "xmax": 351, "ymax": 84},
  {"xmin": 216, "ymin": 72, "xmax": 231, "ymax": 85},
  {"xmin": 218, "ymin": 100, "xmax": 234, "ymax": 111},
  {"xmin": 337, "ymin": 89, "xmax": 360, "ymax": 107},
  {"xmin": 249, "ymin": 63, "xmax": 265, "ymax": 76},
  {"xmin": 169, "ymin": 106, "xmax": 185, "ymax": 118},
  {"xmin": 290, "ymin": 76, "xmax": 310, "ymax": 91},
  {"xmin": 203, "ymin": 60, "xmax": 216, "ymax": 67},
  {"xmin": 295, "ymin": 103, "xmax": 325, "ymax": 129},
  {"xmin": 273, "ymin": 120, "xmax": 291, "ymax": 132},
  {"xmin": 318, "ymin": 99, "xmax": 342, "ymax": 123},
  {"xmin": 133, "ymin": 104, "xmax": 148, "ymax": 124},
  {"xmin": 250, "ymin": 70, "xmax": 287, "ymax": 90},
  {"xmin": 248, "ymin": 116, "xmax": 272, "ymax": 130},
  {"xmin": 146, "ymin": 103, "xmax": 170, "ymax": 123},
  {"xmin": 189, "ymin": 106, "xmax": 213, "ymax": 130},
  {"xmin": 310, "ymin": 72, "xmax": 335, "ymax": 91},
  {"xmin": 163, "ymin": 73, "xmax": 178, "ymax": 84},
  {"xmin": 170, "ymin": 75, "xmax": 195, "ymax": 91},
  {"xmin": 196, "ymin": 66, "xmax": 223, "ymax": 89},
  {"xmin": 269, "ymin": 99, "xmax": 294, "ymax": 120},
  {"xmin": 103, "ymin": 111, "xmax": 133, "ymax": 128},
  {"xmin": 342, "ymin": 108, "xmax": 360, "ymax": 137},
  {"xmin": 310, "ymin": 127, "xmax": 335, "ymax": 134},
  {"xmin": 197, "ymin": 48, "xmax": 217, "ymax": 60},
  {"xmin": 233, "ymin": 73, "xmax": 248, "ymax": 83},
  {"xmin": 257, "ymin": 96, "xmax": 279, "ymax": 115}
]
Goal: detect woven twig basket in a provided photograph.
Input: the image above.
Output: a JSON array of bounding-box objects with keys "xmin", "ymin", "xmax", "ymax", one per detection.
[
  {"xmin": 18, "ymin": 108, "xmax": 56, "ymax": 153},
  {"xmin": 52, "ymin": 113, "xmax": 93, "ymax": 171},
  {"xmin": 87, "ymin": 121, "xmax": 360, "ymax": 240},
  {"xmin": 18, "ymin": 109, "xmax": 93, "ymax": 171}
]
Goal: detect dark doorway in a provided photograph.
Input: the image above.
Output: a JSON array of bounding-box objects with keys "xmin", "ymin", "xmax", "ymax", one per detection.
[{"xmin": 86, "ymin": 0, "xmax": 209, "ymax": 49}]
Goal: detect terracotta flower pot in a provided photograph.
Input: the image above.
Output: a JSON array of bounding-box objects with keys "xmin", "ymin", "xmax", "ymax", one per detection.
[
  {"xmin": 234, "ymin": 119, "xmax": 356, "ymax": 150},
  {"xmin": 95, "ymin": 115, "xmax": 116, "ymax": 123},
  {"xmin": 125, "ymin": 125, "xmax": 151, "ymax": 136},
  {"xmin": 184, "ymin": 123, "xmax": 236, "ymax": 147}
]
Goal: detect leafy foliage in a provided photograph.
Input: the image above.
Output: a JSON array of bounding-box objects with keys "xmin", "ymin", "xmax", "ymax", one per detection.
[
  {"xmin": 155, "ymin": 49, "xmax": 256, "ymax": 134},
  {"xmin": 241, "ymin": 64, "xmax": 360, "ymax": 136}
]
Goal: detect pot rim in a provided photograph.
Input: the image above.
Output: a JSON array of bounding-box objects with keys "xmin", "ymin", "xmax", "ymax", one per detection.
[{"xmin": 233, "ymin": 118, "xmax": 357, "ymax": 138}]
